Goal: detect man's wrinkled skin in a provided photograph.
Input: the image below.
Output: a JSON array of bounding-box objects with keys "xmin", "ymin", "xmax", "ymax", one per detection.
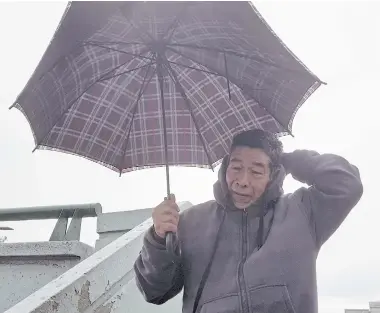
[{"xmin": 226, "ymin": 147, "xmax": 271, "ymax": 210}]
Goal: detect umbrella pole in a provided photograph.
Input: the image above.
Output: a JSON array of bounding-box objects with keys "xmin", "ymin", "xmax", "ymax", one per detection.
[{"xmin": 157, "ymin": 59, "xmax": 175, "ymax": 257}]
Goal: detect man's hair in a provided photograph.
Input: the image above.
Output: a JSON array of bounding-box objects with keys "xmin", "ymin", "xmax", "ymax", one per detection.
[{"xmin": 230, "ymin": 129, "xmax": 283, "ymax": 169}]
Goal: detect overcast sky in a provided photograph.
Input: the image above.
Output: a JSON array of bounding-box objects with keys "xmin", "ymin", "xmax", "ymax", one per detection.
[{"xmin": 0, "ymin": 1, "xmax": 379, "ymax": 312}]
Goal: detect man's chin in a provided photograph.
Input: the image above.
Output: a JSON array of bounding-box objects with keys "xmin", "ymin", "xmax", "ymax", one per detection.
[{"xmin": 233, "ymin": 200, "xmax": 254, "ymax": 210}]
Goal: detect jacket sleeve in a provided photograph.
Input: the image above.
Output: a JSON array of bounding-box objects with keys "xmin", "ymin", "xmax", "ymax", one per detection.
[
  {"xmin": 283, "ymin": 150, "xmax": 363, "ymax": 248},
  {"xmin": 134, "ymin": 226, "xmax": 184, "ymax": 304}
]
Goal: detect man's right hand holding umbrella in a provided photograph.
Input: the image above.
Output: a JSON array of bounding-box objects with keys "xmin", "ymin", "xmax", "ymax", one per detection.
[{"xmin": 152, "ymin": 194, "xmax": 180, "ymax": 244}]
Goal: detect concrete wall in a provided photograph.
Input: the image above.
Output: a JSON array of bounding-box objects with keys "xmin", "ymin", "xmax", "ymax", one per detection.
[
  {"xmin": 0, "ymin": 241, "xmax": 93, "ymax": 312},
  {"xmin": 370, "ymin": 302, "xmax": 380, "ymax": 313},
  {"xmin": 94, "ymin": 207, "xmax": 185, "ymax": 312},
  {"xmin": 4, "ymin": 202, "xmax": 192, "ymax": 313},
  {"xmin": 345, "ymin": 302, "xmax": 380, "ymax": 313},
  {"xmin": 95, "ymin": 208, "xmax": 152, "ymax": 251}
]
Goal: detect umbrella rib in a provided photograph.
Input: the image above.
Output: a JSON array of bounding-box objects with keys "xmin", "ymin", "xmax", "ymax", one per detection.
[
  {"xmin": 224, "ymin": 53, "xmax": 232, "ymax": 100},
  {"xmin": 84, "ymin": 42, "xmax": 154, "ymax": 61},
  {"xmin": 11, "ymin": 42, "xmax": 150, "ymax": 110},
  {"xmin": 98, "ymin": 61, "xmax": 154, "ymax": 82},
  {"xmin": 166, "ymin": 46, "xmax": 293, "ymax": 135},
  {"xmin": 161, "ymin": 2, "xmax": 195, "ymax": 42},
  {"xmin": 166, "ymin": 43, "xmax": 322, "ymax": 79},
  {"xmin": 118, "ymin": 3, "xmax": 155, "ymax": 43},
  {"xmin": 163, "ymin": 59, "xmax": 215, "ymax": 170},
  {"xmin": 84, "ymin": 40, "xmax": 144, "ymax": 46},
  {"xmin": 166, "ymin": 47, "xmax": 262, "ymax": 91},
  {"xmin": 167, "ymin": 60, "xmax": 263, "ymax": 91},
  {"xmin": 33, "ymin": 58, "xmax": 153, "ymax": 152},
  {"xmin": 11, "ymin": 42, "xmax": 85, "ymax": 109},
  {"xmin": 118, "ymin": 65, "xmax": 157, "ymax": 175},
  {"xmin": 167, "ymin": 60, "xmax": 221, "ymax": 77}
]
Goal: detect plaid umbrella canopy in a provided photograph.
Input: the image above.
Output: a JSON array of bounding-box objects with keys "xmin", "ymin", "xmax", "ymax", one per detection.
[{"xmin": 11, "ymin": 1, "xmax": 323, "ymax": 253}]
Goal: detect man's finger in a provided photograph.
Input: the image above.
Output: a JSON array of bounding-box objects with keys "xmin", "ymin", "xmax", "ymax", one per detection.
[
  {"xmin": 159, "ymin": 206, "xmax": 179, "ymax": 216},
  {"xmin": 162, "ymin": 222, "xmax": 178, "ymax": 233},
  {"xmin": 161, "ymin": 201, "xmax": 179, "ymax": 212},
  {"xmin": 156, "ymin": 222, "xmax": 178, "ymax": 235},
  {"xmin": 160, "ymin": 215, "xmax": 179, "ymax": 224}
]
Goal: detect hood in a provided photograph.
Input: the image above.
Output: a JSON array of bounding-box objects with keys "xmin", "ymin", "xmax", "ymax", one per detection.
[{"xmin": 213, "ymin": 155, "xmax": 286, "ymax": 213}]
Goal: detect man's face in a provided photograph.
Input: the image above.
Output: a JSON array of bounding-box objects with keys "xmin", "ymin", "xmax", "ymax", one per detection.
[{"xmin": 225, "ymin": 146, "xmax": 271, "ymax": 209}]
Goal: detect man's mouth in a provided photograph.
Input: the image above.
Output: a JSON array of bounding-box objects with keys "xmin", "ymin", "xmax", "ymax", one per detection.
[{"xmin": 232, "ymin": 191, "xmax": 252, "ymax": 202}]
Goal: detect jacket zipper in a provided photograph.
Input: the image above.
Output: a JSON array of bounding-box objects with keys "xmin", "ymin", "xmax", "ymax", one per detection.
[{"xmin": 238, "ymin": 209, "xmax": 250, "ymax": 313}]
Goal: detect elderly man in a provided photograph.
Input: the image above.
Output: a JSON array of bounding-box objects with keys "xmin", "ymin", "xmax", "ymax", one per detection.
[{"xmin": 134, "ymin": 129, "xmax": 363, "ymax": 313}]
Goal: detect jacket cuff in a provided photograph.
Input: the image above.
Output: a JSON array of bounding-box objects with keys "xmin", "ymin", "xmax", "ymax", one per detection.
[
  {"xmin": 152, "ymin": 227, "xmax": 167, "ymax": 245},
  {"xmin": 146, "ymin": 226, "xmax": 167, "ymax": 247}
]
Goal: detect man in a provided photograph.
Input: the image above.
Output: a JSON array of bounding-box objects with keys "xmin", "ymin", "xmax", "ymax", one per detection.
[{"xmin": 134, "ymin": 129, "xmax": 363, "ymax": 313}]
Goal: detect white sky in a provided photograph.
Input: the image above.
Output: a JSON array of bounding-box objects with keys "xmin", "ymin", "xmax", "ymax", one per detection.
[{"xmin": 0, "ymin": 1, "xmax": 379, "ymax": 312}]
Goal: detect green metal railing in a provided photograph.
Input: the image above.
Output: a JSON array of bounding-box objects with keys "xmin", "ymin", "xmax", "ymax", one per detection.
[{"xmin": 0, "ymin": 203, "xmax": 102, "ymax": 241}]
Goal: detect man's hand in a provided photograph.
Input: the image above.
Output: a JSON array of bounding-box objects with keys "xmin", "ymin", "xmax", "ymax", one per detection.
[
  {"xmin": 152, "ymin": 194, "xmax": 180, "ymax": 239},
  {"xmin": 280, "ymin": 152, "xmax": 292, "ymax": 175}
]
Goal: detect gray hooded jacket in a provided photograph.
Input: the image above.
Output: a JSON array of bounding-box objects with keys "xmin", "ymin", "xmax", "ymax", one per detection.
[{"xmin": 134, "ymin": 150, "xmax": 363, "ymax": 313}]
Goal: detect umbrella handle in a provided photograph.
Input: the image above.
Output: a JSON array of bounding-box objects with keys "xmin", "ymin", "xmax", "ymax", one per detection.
[{"xmin": 165, "ymin": 231, "xmax": 175, "ymax": 256}]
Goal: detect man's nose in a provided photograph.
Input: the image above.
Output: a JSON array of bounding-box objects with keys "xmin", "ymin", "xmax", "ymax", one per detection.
[{"xmin": 237, "ymin": 171, "xmax": 249, "ymax": 187}]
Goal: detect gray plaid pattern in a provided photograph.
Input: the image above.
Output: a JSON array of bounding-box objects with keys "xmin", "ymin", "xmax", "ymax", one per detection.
[{"xmin": 13, "ymin": 1, "xmax": 322, "ymax": 174}]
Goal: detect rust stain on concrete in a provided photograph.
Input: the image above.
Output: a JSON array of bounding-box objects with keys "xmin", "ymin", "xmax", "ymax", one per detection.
[
  {"xmin": 94, "ymin": 302, "xmax": 113, "ymax": 313},
  {"xmin": 35, "ymin": 299, "xmax": 59, "ymax": 312},
  {"xmin": 76, "ymin": 280, "xmax": 114, "ymax": 313},
  {"xmin": 78, "ymin": 280, "xmax": 91, "ymax": 312},
  {"xmin": 51, "ymin": 300, "xmax": 59, "ymax": 311}
]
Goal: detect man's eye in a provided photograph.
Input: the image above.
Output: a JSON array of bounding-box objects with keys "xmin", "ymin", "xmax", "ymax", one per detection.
[
  {"xmin": 232, "ymin": 167, "xmax": 241, "ymax": 171},
  {"xmin": 252, "ymin": 170, "xmax": 263, "ymax": 175}
]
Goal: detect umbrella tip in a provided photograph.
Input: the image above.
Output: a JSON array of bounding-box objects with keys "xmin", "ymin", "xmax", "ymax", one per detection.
[
  {"xmin": 287, "ymin": 129, "xmax": 295, "ymax": 138},
  {"xmin": 9, "ymin": 102, "xmax": 16, "ymax": 110}
]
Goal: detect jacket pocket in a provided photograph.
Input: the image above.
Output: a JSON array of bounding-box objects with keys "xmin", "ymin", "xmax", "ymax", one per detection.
[
  {"xmin": 249, "ymin": 284, "xmax": 296, "ymax": 313},
  {"xmin": 199, "ymin": 294, "xmax": 240, "ymax": 313}
]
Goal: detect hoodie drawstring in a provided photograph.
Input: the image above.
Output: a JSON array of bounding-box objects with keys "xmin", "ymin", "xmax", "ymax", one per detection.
[
  {"xmin": 192, "ymin": 207, "xmax": 226, "ymax": 313},
  {"xmin": 257, "ymin": 213, "xmax": 265, "ymax": 249},
  {"xmin": 257, "ymin": 198, "xmax": 278, "ymax": 249},
  {"xmin": 192, "ymin": 199, "xmax": 278, "ymax": 313}
]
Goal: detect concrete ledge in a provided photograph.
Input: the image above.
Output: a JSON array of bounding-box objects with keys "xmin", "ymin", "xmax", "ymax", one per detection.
[
  {"xmin": 0, "ymin": 241, "xmax": 94, "ymax": 312},
  {"xmin": 0, "ymin": 241, "xmax": 93, "ymax": 259},
  {"xmin": 4, "ymin": 202, "xmax": 192, "ymax": 313},
  {"xmin": 369, "ymin": 301, "xmax": 380, "ymax": 308},
  {"xmin": 97, "ymin": 208, "xmax": 152, "ymax": 234}
]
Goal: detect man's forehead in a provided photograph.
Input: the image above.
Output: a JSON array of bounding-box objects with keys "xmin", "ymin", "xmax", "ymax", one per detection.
[
  {"xmin": 230, "ymin": 157, "xmax": 266, "ymax": 167},
  {"xmin": 229, "ymin": 147, "xmax": 270, "ymax": 166}
]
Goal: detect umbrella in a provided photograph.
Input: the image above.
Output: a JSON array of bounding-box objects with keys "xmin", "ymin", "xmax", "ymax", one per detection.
[{"xmin": 11, "ymin": 1, "xmax": 324, "ymax": 255}]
